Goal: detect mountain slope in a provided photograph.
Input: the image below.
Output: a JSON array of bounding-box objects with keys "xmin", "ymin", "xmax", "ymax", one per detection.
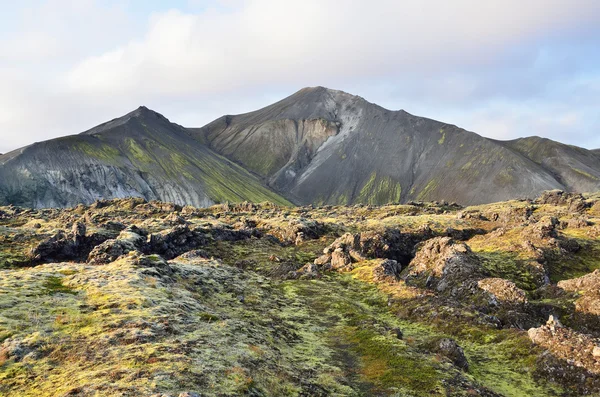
[
  {"xmin": 193, "ymin": 87, "xmax": 600, "ymax": 205},
  {"xmin": 0, "ymin": 107, "xmax": 290, "ymax": 208},
  {"xmin": 498, "ymin": 137, "xmax": 600, "ymax": 193}
]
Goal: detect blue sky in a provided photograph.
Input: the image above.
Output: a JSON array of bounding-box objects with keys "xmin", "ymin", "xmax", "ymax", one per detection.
[{"xmin": 0, "ymin": 0, "xmax": 599, "ymax": 153}]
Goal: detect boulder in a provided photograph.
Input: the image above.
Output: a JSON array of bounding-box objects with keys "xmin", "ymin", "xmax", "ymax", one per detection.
[
  {"xmin": 265, "ymin": 217, "xmax": 327, "ymax": 244},
  {"xmin": 87, "ymin": 227, "xmax": 147, "ymax": 265},
  {"xmin": 373, "ymin": 259, "xmax": 402, "ymax": 283},
  {"xmin": 528, "ymin": 316, "xmax": 600, "ymax": 374},
  {"xmin": 404, "ymin": 237, "xmax": 485, "ymax": 295},
  {"xmin": 314, "ymin": 228, "xmax": 421, "ymax": 270},
  {"xmin": 477, "ymin": 278, "xmax": 527, "ymax": 305},
  {"xmin": 331, "ymin": 247, "xmax": 352, "ymax": 270},
  {"xmin": 435, "ymin": 338, "xmax": 469, "ymax": 371}
]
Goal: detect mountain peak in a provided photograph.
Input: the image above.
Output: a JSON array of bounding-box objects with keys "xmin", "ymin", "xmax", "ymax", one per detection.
[
  {"xmin": 295, "ymin": 86, "xmax": 361, "ymax": 101},
  {"xmin": 81, "ymin": 106, "xmax": 169, "ymax": 136},
  {"xmin": 127, "ymin": 105, "xmax": 165, "ymax": 119}
]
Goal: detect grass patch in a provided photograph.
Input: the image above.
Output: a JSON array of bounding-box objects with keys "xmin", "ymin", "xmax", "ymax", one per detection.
[{"xmin": 42, "ymin": 276, "xmax": 76, "ymax": 295}]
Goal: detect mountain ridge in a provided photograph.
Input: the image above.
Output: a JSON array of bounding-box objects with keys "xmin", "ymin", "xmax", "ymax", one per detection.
[
  {"xmin": 194, "ymin": 87, "xmax": 600, "ymax": 206},
  {"xmin": 1, "ymin": 86, "xmax": 599, "ymax": 208},
  {"xmin": 0, "ymin": 107, "xmax": 290, "ymax": 208}
]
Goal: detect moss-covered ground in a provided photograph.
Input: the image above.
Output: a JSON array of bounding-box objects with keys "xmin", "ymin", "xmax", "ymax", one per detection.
[{"xmin": 1, "ymin": 195, "xmax": 600, "ymax": 395}]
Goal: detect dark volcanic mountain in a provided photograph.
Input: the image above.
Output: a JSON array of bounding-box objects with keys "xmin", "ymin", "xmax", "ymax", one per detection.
[
  {"xmin": 0, "ymin": 107, "xmax": 290, "ymax": 208},
  {"xmin": 193, "ymin": 87, "xmax": 600, "ymax": 205},
  {"xmin": 2, "ymin": 87, "xmax": 599, "ymax": 208}
]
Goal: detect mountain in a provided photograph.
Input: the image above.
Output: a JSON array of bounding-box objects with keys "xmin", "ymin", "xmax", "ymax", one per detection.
[
  {"xmin": 498, "ymin": 137, "xmax": 600, "ymax": 193},
  {"xmin": 2, "ymin": 87, "xmax": 599, "ymax": 209},
  {"xmin": 193, "ymin": 87, "xmax": 600, "ymax": 205},
  {"xmin": 0, "ymin": 107, "xmax": 290, "ymax": 208}
]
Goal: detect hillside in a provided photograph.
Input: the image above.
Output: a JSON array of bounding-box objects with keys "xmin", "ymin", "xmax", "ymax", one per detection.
[
  {"xmin": 194, "ymin": 87, "xmax": 600, "ymax": 206},
  {"xmin": 498, "ymin": 137, "xmax": 600, "ymax": 193},
  {"xmin": 1, "ymin": 87, "xmax": 599, "ymax": 209},
  {"xmin": 1, "ymin": 191, "xmax": 600, "ymax": 396},
  {"xmin": 0, "ymin": 107, "xmax": 290, "ymax": 208}
]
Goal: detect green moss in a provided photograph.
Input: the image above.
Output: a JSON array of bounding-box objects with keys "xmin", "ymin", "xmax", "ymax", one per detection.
[
  {"xmin": 572, "ymin": 168, "xmax": 599, "ymax": 180},
  {"xmin": 417, "ymin": 178, "xmax": 439, "ymax": 201},
  {"xmin": 72, "ymin": 141, "xmax": 121, "ymax": 163},
  {"xmin": 125, "ymin": 138, "xmax": 154, "ymax": 164},
  {"xmin": 42, "ymin": 276, "xmax": 76, "ymax": 295},
  {"xmin": 357, "ymin": 173, "xmax": 402, "ymax": 204},
  {"xmin": 340, "ymin": 326, "xmax": 440, "ymax": 392},
  {"xmin": 547, "ymin": 231, "xmax": 600, "ymax": 282},
  {"xmin": 475, "ymin": 251, "xmax": 540, "ymax": 290}
]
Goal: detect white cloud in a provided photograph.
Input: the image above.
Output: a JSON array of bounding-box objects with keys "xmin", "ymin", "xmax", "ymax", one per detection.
[
  {"xmin": 0, "ymin": 0, "xmax": 599, "ymax": 153},
  {"xmin": 65, "ymin": 0, "xmax": 600, "ymax": 96}
]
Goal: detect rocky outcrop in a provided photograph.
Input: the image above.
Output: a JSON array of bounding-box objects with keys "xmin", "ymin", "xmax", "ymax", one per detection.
[
  {"xmin": 372, "ymin": 259, "xmax": 402, "ymax": 283},
  {"xmin": 477, "ymin": 278, "xmax": 528, "ymax": 305},
  {"xmin": 87, "ymin": 226, "xmax": 147, "ymax": 265},
  {"xmin": 404, "ymin": 237, "xmax": 486, "ymax": 295},
  {"xmin": 558, "ymin": 270, "xmax": 600, "ymax": 317},
  {"xmin": 535, "ymin": 190, "xmax": 589, "ymax": 213},
  {"xmin": 537, "ymin": 190, "xmax": 575, "ymax": 206},
  {"xmin": 29, "ymin": 222, "xmax": 110, "ymax": 263},
  {"xmin": 148, "ymin": 225, "xmax": 209, "ymax": 259},
  {"xmin": 435, "ymin": 338, "xmax": 469, "ymax": 371},
  {"xmin": 484, "ymin": 205, "xmax": 535, "ymax": 225},
  {"xmin": 558, "ymin": 269, "xmax": 600, "ymax": 293},
  {"xmin": 263, "ymin": 217, "xmax": 327, "ymax": 245},
  {"xmin": 313, "ymin": 228, "xmax": 420, "ymax": 271},
  {"xmin": 528, "ymin": 316, "xmax": 600, "ymax": 374}
]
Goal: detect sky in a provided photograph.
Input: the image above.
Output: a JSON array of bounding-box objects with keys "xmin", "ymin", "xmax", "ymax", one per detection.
[{"xmin": 0, "ymin": 0, "xmax": 599, "ymax": 154}]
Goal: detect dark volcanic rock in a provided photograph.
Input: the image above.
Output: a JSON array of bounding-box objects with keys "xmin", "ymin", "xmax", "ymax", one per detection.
[
  {"xmin": 88, "ymin": 227, "xmax": 147, "ymax": 265},
  {"xmin": 314, "ymin": 228, "xmax": 421, "ymax": 270},
  {"xmin": 372, "ymin": 259, "xmax": 402, "ymax": 283},
  {"xmin": 435, "ymin": 338, "xmax": 469, "ymax": 371},
  {"xmin": 29, "ymin": 224, "xmax": 111, "ymax": 264},
  {"xmin": 149, "ymin": 225, "xmax": 208, "ymax": 259},
  {"xmin": 404, "ymin": 237, "xmax": 486, "ymax": 295}
]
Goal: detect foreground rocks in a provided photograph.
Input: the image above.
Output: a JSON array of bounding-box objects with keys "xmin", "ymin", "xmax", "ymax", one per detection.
[
  {"xmin": 314, "ymin": 228, "xmax": 424, "ymax": 271},
  {"xmin": 528, "ymin": 316, "xmax": 600, "ymax": 375},
  {"xmin": 435, "ymin": 338, "xmax": 469, "ymax": 371},
  {"xmin": 403, "ymin": 237, "xmax": 486, "ymax": 295},
  {"xmin": 2, "ymin": 192, "xmax": 600, "ymax": 396},
  {"xmin": 478, "ymin": 278, "xmax": 528, "ymax": 305}
]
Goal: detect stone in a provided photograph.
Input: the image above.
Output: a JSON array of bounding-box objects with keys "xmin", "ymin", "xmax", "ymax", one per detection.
[
  {"xmin": 331, "ymin": 247, "xmax": 352, "ymax": 270},
  {"xmin": 529, "ymin": 316, "xmax": 600, "ymax": 374},
  {"xmin": 477, "ymin": 278, "xmax": 528, "ymax": 305},
  {"xmin": 373, "ymin": 259, "xmax": 402, "ymax": 283},
  {"xmin": 437, "ymin": 338, "xmax": 469, "ymax": 371},
  {"xmin": 404, "ymin": 237, "xmax": 485, "ymax": 295}
]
